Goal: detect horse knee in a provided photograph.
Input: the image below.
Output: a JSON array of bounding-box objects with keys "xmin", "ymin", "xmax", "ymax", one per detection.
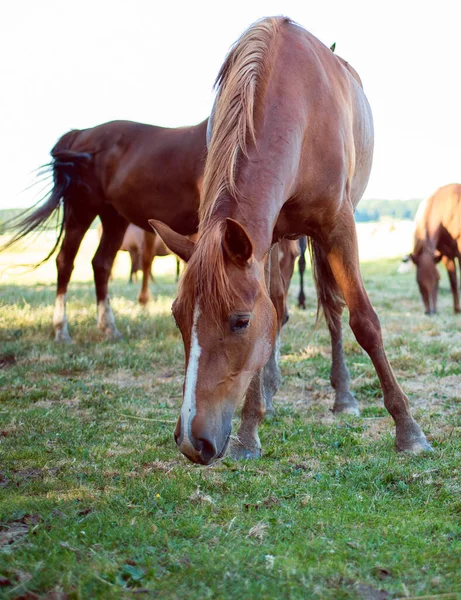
[
  {"xmin": 92, "ymin": 256, "xmax": 110, "ymax": 281},
  {"xmin": 56, "ymin": 251, "xmax": 71, "ymax": 275}
]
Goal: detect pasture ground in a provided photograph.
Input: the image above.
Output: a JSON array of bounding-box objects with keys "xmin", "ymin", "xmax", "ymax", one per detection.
[{"xmin": 0, "ymin": 224, "xmax": 460, "ymax": 599}]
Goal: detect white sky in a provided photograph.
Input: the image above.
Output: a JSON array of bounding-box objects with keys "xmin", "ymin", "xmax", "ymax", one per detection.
[{"xmin": 0, "ymin": 0, "xmax": 460, "ymax": 209}]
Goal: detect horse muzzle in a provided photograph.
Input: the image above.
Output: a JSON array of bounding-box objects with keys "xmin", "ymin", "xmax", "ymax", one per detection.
[{"xmin": 174, "ymin": 413, "xmax": 232, "ymax": 465}]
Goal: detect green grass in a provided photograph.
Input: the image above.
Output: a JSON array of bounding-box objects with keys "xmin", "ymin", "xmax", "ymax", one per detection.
[{"xmin": 1, "ymin": 248, "xmax": 461, "ymax": 599}]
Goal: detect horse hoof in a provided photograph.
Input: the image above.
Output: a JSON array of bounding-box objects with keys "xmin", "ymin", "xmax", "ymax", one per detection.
[
  {"xmin": 396, "ymin": 435, "xmax": 433, "ymax": 454},
  {"xmin": 229, "ymin": 442, "xmax": 261, "ymax": 460},
  {"xmin": 395, "ymin": 419, "xmax": 433, "ymax": 454},
  {"xmin": 104, "ymin": 329, "xmax": 123, "ymax": 341},
  {"xmin": 138, "ymin": 295, "xmax": 151, "ymax": 306},
  {"xmin": 333, "ymin": 404, "xmax": 360, "ymax": 416},
  {"xmin": 264, "ymin": 402, "xmax": 275, "ymax": 418},
  {"xmin": 333, "ymin": 395, "xmax": 360, "ymax": 416},
  {"xmin": 54, "ymin": 332, "xmax": 72, "ymax": 343}
]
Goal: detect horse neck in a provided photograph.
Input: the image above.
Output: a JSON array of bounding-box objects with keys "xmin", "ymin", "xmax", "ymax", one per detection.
[{"xmin": 205, "ymin": 104, "xmax": 302, "ymax": 260}]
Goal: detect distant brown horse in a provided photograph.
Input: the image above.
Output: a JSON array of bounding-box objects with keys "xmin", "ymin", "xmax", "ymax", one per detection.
[
  {"xmin": 117, "ymin": 223, "xmax": 180, "ymax": 286},
  {"xmin": 3, "ymin": 119, "xmax": 208, "ymax": 341},
  {"xmin": 410, "ymin": 183, "xmax": 461, "ymax": 315},
  {"xmin": 152, "ymin": 17, "xmax": 430, "ymax": 464}
]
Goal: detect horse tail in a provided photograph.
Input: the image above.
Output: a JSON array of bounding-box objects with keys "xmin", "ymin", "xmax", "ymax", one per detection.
[
  {"xmin": 298, "ymin": 236, "xmax": 307, "ymax": 309},
  {"xmin": 0, "ymin": 131, "xmax": 91, "ymax": 266},
  {"xmin": 307, "ymin": 238, "xmax": 345, "ymax": 332}
]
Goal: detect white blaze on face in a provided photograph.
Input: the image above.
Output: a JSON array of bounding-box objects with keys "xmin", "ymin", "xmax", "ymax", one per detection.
[{"xmin": 179, "ymin": 302, "xmax": 202, "ymax": 454}]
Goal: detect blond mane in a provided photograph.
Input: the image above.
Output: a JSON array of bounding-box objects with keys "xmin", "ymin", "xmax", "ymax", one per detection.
[
  {"xmin": 199, "ymin": 16, "xmax": 290, "ymax": 227},
  {"xmin": 178, "ymin": 17, "xmax": 290, "ymax": 322}
]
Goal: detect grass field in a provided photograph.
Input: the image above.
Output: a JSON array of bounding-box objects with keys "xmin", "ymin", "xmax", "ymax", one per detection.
[{"xmin": 0, "ymin": 226, "xmax": 460, "ymax": 599}]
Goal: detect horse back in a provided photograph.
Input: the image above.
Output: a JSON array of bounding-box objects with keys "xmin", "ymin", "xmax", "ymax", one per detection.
[
  {"xmin": 271, "ymin": 25, "xmax": 374, "ymax": 207},
  {"xmin": 414, "ymin": 183, "xmax": 461, "ymax": 253}
]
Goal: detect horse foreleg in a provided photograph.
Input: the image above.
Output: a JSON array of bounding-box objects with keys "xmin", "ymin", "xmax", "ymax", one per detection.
[
  {"xmin": 262, "ymin": 333, "xmax": 281, "ymax": 416},
  {"xmin": 53, "ymin": 214, "xmax": 95, "ymax": 342},
  {"xmin": 324, "ymin": 210, "xmax": 431, "ymax": 453},
  {"xmin": 92, "ymin": 210, "xmax": 128, "ymax": 339},
  {"xmin": 263, "ymin": 244, "xmax": 285, "ymax": 415},
  {"xmin": 442, "ymin": 255, "xmax": 461, "ymax": 313},
  {"xmin": 138, "ymin": 232, "xmax": 155, "ymax": 305},
  {"xmin": 229, "ymin": 369, "xmax": 265, "ymax": 460}
]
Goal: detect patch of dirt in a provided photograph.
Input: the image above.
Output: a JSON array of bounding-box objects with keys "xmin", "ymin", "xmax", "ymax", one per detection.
[
  {"xmin": 0, "ymin": 353, "xmax": 16, "ymax": 369},
  {"xmin": 99, "ymin": 370, "xmax": 156, "ymax": 390},
  {"xmin": 0, "ymin": 514, "xmax": 42, "ymax": 546},
  {"xmin": 1, "ymin": 425, "xmax": 18, "ymax": 437},
  {"xmin": 244, "ymin": 495, "xmax": 281, "ymax": 510},
  {"xmin": 142, "ymin": 460, "xmax": 180, "ymax": 473},
  {"xmin": 354, "ymin": 583, "xmax": 390, "ymax": 599},
  {"xmin": 11, "ymin": 467, "xmax": 60, "ymax": 484},
  {"xmin": 33, "ymin": 399, "xmax": 80, "ymax": 409}
]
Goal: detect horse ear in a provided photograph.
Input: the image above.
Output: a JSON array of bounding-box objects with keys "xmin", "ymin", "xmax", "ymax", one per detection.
[
  {"xmin": 222, "ymin": 218, "xmax": 253, "ymax": 266},
  {"xmin": 148, "ymin": 220, "xmax": 196, "ymax": 263},
  {"xmin": 330, "ymin": 42, "xmax": 336, "ymax": 53}
]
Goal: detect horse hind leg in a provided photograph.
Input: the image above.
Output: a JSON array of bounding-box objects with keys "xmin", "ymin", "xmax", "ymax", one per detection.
[
  {"xmin": 441, "ymin": 255, "xmax": 461, "ymax": 313},
  {"xmin": 53, "ymin": 210, "xmax": 96, "ymax": 342},
  {"xmin": 138, "ymin": 232, "xmax": 155, "ymax": 305},
  {"xmin": 128, "ymin": 248, "xmax": 139, "ymax": 284},
  {"xmin": 310, "ymin": 240, "xmax": 359, "ymax": 415},
  {"xmin": 92, "ymin": 209, "xmax": 128, "ymax": 339},
  {"xmin": 322, "ymin": 208, "xmax": 430, "ymax": 453}
]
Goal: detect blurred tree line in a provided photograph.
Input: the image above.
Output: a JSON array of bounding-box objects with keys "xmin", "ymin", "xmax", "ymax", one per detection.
[{"xmin": 354, "ymin": 198, "xmax": 421, "ymax": 222}]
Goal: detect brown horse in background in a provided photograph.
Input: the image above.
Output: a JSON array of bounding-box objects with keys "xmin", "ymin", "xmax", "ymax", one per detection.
[
  {"xmin": 2, "ymin": 116, "xmax": 300, "ymax": 415},
  {"xmin": 117, "ymin": 223, "xmax": 180, "ymax": 286},
  {"xmin": 3, "ymin": 119, "xmax": 208, "ymax": 341},
  {"xmin": 410, "ymin": 183, "xmax": 461, "ymax": 314},
  {"xmin": 152, "ymin": 17, "xmax": 430, "ymax": 464}
]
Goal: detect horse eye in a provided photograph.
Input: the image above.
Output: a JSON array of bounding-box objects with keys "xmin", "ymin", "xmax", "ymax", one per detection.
[{"xmin": 230, "ymin": 314, "xmax": 251, "ymax": 332}]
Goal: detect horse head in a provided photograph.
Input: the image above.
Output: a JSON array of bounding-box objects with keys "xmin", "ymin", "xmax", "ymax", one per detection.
[{"xmin": 150, "ymin": 218, "xmax": 276, "ymax": 465}]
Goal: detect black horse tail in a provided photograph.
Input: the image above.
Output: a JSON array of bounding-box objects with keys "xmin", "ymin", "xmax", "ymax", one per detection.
[
  {"xmin": 0, "ymin": 132, "xmax": 91, "ymax": 266},
  {"xmin": 297, "ymin": 235, "xmax": 307, "ymax": 309}
]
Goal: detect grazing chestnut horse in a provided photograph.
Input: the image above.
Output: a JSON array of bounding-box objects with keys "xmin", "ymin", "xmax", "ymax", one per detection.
[
  {"xmin": 152, "ymin": 17, "xmax": 430, "ymax": 464},
  {"xmin": 409, "ymin": 183, "xmax": 461, "ymax": 315},
  {"xmin": 3, "ymin": 119, "xmax": 208, "ymax": 341}
]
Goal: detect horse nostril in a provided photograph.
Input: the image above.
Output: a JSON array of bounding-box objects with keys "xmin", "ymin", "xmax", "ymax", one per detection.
[{"xmin": 195, "ymin": 437, "xmax": 217, "ymax": 464}]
